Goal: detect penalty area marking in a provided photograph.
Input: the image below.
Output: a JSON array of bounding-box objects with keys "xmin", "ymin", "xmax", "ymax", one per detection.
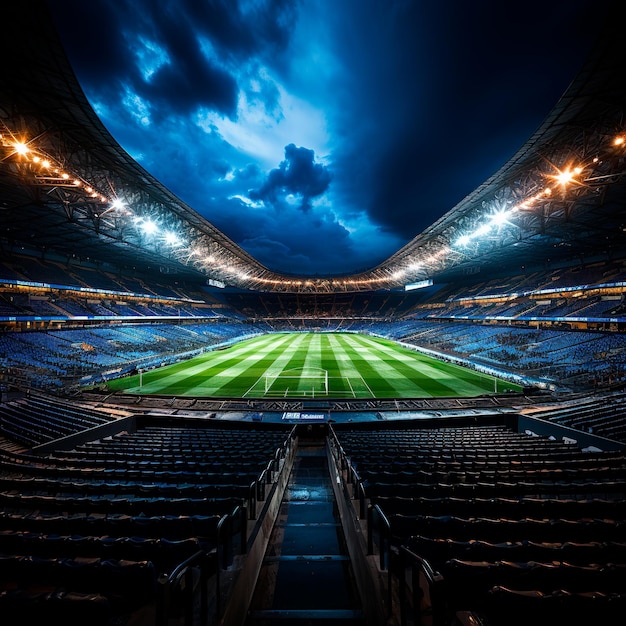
[
  {"xmin": 243, "ymin": 371, "xmax": 365, "ymax": 399},
  {"xmin": 243, "ymin": 374, "xmax": 266, "ymax": 398},
  {"xmin": 358, "ymin": 374, "xmax": 376, "ymax": 398},
  {"xmin": 345, "ymin": 376, "xmax": 356, "ymax": 399}
]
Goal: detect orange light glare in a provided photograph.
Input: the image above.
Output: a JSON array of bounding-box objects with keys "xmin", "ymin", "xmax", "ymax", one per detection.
[
  {"xmin": 554, "ymin": 169, "xmax": 575, "ymax": 185},
  {"xmin": 13, "ymin": 142, "xmax": 29, "ymax": 155}
]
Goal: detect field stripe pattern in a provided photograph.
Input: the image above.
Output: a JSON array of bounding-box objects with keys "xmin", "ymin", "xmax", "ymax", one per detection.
[{"xmin": 106, "ymin": 332, "xmax": 521, "ymax": 398}]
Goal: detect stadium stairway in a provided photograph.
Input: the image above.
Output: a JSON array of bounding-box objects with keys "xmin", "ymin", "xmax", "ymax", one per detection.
[{"xmin": 245, "ymin": 432, "xmax": 366, "ymax": 625}]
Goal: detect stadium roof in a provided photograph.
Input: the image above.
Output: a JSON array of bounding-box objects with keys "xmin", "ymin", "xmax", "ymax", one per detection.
[{"xmin": 1, "ymin": 2, "xmax": 625, "ymax": 293}]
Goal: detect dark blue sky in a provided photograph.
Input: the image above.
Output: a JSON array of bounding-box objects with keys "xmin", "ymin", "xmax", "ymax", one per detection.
[{"xmin": 46, "ymin": 0, "xmax": 609, "ymax": 276}]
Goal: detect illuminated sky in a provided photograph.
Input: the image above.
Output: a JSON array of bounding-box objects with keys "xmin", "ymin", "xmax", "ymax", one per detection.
[{"xmin": 46, "ymin": 0, "xmax": 608, "ymax": 276}]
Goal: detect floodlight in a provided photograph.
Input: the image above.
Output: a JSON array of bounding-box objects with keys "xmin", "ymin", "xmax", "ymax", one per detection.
[
  {"xmin": 474, "ymin": 223, "xmax": 492, "ymax": 237},
  {"xmin": 164, "ymin": 231, "xmax": 182, "ymax": 246},
  {"xmin": 553, "ymin": 167, "xmax": 577, "ymax": 186},
  {"xmin": 490, "ymin": 210, "xmax": 509, "ymax": 226},
  {"xmin": 456, "ymin": 234, "xmax": 471, "ymax": 247},
  {"xmin": 12, "ymin": 142, "xmax": 29, "ymax": 155},
  {"xmin": 137, "ymin": 218, "xmax": 158, "ymax": 235}
]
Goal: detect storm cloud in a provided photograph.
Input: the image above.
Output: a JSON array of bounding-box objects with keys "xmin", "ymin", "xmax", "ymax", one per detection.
[
  {"xmin": 250, "ymin": 144, "xmax": 332, "ymax": 212},
  {"xmin": 45, "ymin": 0, "xmax": 611, "ymax": 275}
]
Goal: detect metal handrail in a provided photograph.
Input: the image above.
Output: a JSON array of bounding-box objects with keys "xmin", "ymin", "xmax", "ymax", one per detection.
[
  {"xmin": 157, "ymin": 548, "xmax": 219, "ymax": 626},
  {"xmin": 367, "ymin": 503, "xmax": 391, "ymax": 570},
  {"xmin": 397, "ymin": 545, "xmax": 444, "ymax": 626}
]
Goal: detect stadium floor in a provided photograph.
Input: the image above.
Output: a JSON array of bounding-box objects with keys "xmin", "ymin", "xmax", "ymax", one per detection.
[{"xmin": 106, "ymin": 332, "xmax": 522, "ymax": 399}]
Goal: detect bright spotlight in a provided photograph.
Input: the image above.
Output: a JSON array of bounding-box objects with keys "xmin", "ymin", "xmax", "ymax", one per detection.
[
  {"xmin": 490, "ymin": 210, "xmax": 509, "ymax": 226},
  {"xmin": 139, "ymin": 219, "xmax": 158, "ymax": 235},
  {"xmin": 474, "ymin": 223, "xmax": 492, "ymax": 237},
  {"xmin": 13, "ymin": 142, "xmax": 29, "ymax": 155},
  {"xmin": 164, "ymin": 231, "xmax": 182, "ymax": 246},
  {"xmin": 552, "ymin": 167, "xmax": 579, "ymax": 186},
  {"xmin": 456, "ymin": 234, "xmax": 471, "ymax": 247},
  {"xmin": 110, "ymin": 198, "xmax": 126, "ymax": 211}
]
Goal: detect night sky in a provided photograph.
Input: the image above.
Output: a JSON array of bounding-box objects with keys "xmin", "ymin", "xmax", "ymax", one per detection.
[{"xmin": 45, "ymin": 0, "xmax": 610, "ymax": 276}]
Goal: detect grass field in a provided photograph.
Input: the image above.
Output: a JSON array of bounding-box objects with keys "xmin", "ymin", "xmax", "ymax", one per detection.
[{"xmin": 106, "ymin": 332, "xmax": 522, "ymax": 399}]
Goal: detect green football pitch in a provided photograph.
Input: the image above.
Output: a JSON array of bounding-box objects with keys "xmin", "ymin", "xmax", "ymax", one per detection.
[{"xmin": 106, "ymin": 331, "xmax": 522, "ymax": 399}]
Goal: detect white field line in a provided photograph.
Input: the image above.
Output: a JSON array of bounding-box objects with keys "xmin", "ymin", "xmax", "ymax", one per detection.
[
  {"xmin": 346, "ymin": 376, "xmax": 356, "ymax": 398},
  {"xmin": 358, "ymin": 373, "xmax": 376, "ymax": 398}
]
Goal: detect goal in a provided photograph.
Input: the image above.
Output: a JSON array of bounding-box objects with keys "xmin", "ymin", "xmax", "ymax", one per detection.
[{"xmin": 263, "ymin": 367, "xmax": 329, "ymax": 398}]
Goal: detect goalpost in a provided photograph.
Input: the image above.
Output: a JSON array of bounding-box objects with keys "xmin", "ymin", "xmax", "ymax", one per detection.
[{"xmin": 263, "ymin": 367, "xmax": 329, "ymax": 397}]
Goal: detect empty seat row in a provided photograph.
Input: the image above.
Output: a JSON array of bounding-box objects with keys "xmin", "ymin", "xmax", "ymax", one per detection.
[
  {"xmin": 389, "ymin": 514, "xmax": 626, "ymax": 544},
  {"xmin": 0, "ymin": 555, "xmax": 157, "ymax": 613},
  {"xmin": 405, "ymin": 534, "xmax": 626, "ymax": 567},
  {"xmin": 0, "ymin": 531, "xmax": 201, "ymax": 573},
  {"xmin": 373, "ymin": 495, "xmax": 626, "ymax": 520},
  {"xmin": 0, "ymin": 490, "xmax": 245, "ymax": 517},
  {"xmin": 0, "ymin": 510, "xmax": 222, "ymax": 543}
]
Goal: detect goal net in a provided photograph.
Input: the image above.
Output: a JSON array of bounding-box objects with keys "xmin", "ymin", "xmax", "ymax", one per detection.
[{"xmin": 263, "ymin": 367, "xmax": 329, "ymax": 398}]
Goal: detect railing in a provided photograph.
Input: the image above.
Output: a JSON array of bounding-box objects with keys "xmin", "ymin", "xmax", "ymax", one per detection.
[
  {"xmin": 217, "ymin": 505, "xmax": 247, "ymax": 569},
  {"xmin": 367, "ymin": 503, "xmax": 392, "ymax": 616},
  {"xmin": 157, "ymin": 549, "xmax": 219, "ymax": 626},
  {"xmin": 367, "ymin": 503, "xmax": 391, "ymax": 570},
  {"xmin": 396, "ymin": 545, "xmax": 444, "ymax": 626}
]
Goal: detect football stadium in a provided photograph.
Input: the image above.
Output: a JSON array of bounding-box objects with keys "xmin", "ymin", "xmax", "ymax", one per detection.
[{"xmin": 1, "ymin": 2, "xmax": 625, "ymax": 625}]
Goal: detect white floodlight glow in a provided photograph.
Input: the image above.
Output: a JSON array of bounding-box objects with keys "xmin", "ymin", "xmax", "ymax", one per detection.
[
  {"xmin": 474, "ymin": 223, "xmax": 492, "ymax": 237},
  {"xmin": 164, "ymin": 231, "xmax": 183, "ymax": 246},
  {"xmin": 138, "ymin": 218, "xmax": 158, "ymax": 235},
  {"xmin": 110, "ymin": 198, "xmax": 126, "ymax": 211},
  {"xmin": 456, "ymin": 234, "xmax": 471, "ymax": 247},
  {"xmin": 490, "ymin": 210, "xmax": 510, "ymax": 226}
]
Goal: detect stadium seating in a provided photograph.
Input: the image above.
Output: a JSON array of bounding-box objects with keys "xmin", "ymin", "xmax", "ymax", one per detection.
[
  {"xmin": 0, "ymin": 412, "xmax": 294, "ymax": 624},
  {"xmin": 330, "ymin": 423, "xmax": 626, "ymax": 625}
]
